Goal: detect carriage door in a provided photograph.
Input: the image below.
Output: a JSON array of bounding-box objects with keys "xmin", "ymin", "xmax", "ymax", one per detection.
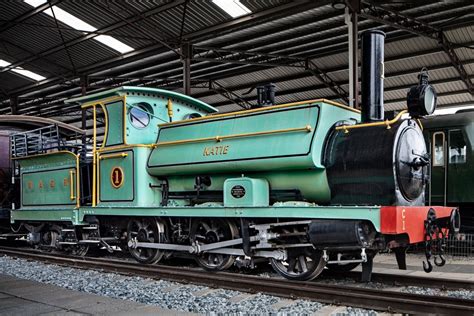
[{"xmin": 430, "ymin": 131, "xmax": 446, "ymax": 205}]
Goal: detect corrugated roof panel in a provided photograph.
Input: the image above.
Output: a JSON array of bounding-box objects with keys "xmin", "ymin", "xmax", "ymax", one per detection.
[
  {"xmin": 453, "ymin": 47, "xmax": 474, "ymax": 62},
  {"xmin": 465, "ymin": 62, "xmax": 474, "ymax": 74},
  {"xmin": 385, "ymin": 101, "xmax": 406, "ymax": 111},
  {"xmin": 438, "ymin": 93, "xmax": 473, "ymax": 106},
  {"xmin": 0, "ymin": 15, "xmax": 81, "ymax": 54},
  {"xmin": 433, "ymin": 81, "xmax": 470, "ymax": 94},
  {"xmin": 216, "ymin": 67, "xmax": 303, "ymax": 87},
  {"xmin": 58, "ymin": 1, "xmax": 122, "ymax": 29},
  {"xmin": 229, "ymin": 13, "xmax": 343, "ymax": 51},
  {"xmin": 45, "ymin": 40, "xmax": 120, "ymax": 69},
  {"xmin": 142, "ymin": 1, "xmax": 232, "ymax": 40},
  {"xmin": 310, "ymin": 51, "xmax": 348, "ymax": 71},
  {"xmin": 384, "ymin": 89, "xmax": 405, "ymax": 102},
  {"xmin": 0, "ymin": 72, "xmax": 32, "ymax": 91},
  {"xmin": 445, "ymin": 25, "xmax": 474, "ymax": 45},
  {"xmin": 240, "ymin": 0, "xmax": 291, "ymax": 12},
  {"xmin": 0, "ymin": 1, "xmax": 473, "ymax": 117},
  {"xmin": 384, "ymin": 36, "xmax": 439, "ymax": 59},
  {"xmin": 0, "ymin": 41, "xmax": 37, "ymax": 62},
  {"xmin": 385, "ymin": 51, "xmax": 451, "ymax": 74}
]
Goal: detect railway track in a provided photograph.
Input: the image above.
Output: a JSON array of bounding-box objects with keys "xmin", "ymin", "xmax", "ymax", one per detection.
[
  {"xmin": 323, "ymin": 270, "xmax": 474, "ymax": 290},
  {"xmin": 0, "ymin": 246, "xmax": 473, "ymax": 315}
]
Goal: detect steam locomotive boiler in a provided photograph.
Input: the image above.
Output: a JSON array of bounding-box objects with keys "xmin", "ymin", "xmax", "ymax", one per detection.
[{"xmin": 8, "ymin": 30, "xmax": 459, "ymax": 281}]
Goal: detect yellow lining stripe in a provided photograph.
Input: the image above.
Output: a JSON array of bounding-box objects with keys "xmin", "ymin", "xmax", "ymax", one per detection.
[
  {"xmin": 159, "ymin": 99, "xmax": 359, "ymax": 127},
  {"xmin": 11, "ymin": 150, "xmax": 78, "ymax": 160},
  {"xmin": 155, "ymin": 125, "xmax": 312, "ymax": 147},
  {"xmin": 97, "ymin": 144, "xmax": 154, "ymax": 153},
  {"xmin": 335, "ymin": 110, "xmax": 407, "ymax": 132},
  {"xmin": 123, "ymin": 95, "xmax": 127, "ymax": 144}
]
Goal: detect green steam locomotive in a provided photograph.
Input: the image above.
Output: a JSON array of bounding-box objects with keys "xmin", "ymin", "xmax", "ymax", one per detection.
[{"xmin": 7, "ymin": 31, "xmax": 459, "ymax": 281}]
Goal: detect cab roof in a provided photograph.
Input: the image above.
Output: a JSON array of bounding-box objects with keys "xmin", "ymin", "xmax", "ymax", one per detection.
[{"xmin": 65, "ymin": 86, "xmax": 218, "ymax": 114}]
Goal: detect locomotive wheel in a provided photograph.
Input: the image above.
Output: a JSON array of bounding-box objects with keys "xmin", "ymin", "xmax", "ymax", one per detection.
[
  {"xmin": 193, "ymin": 219, "xmax": 238, "ymax": 271},
  {"xmin": 127, "ymin": 217, "xmax": 164, "ymax": 264},
  {"xmin": 39, "ymin": 230, "xmax": 58, "ymax": 252},
  {"xmin": 270, "ymin": 248, "xmax": 326, "ymax": 281}
]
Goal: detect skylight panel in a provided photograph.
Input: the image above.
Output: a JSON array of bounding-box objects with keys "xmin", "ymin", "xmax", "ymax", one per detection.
[
  {"xmin": 11, "ymin": 68, "xmax": 46, "ymax": 81},
  {"xmin": 24, "ymin": 0, "xmax": 134, "ymax": 54},
  {"xmin": 0, "ymin": 59, "xmax": 46, "ymax": 81},
  {"xmin": 212, "ymin": 0, "xmax": 251, "ymax": 18},
  {"xmin": 95, "ymin": 35, "xmax": 135, "ymax": 54},
  {"xmin": 0, "ymin": 60, "xmax": 10, "ymax": 68}
]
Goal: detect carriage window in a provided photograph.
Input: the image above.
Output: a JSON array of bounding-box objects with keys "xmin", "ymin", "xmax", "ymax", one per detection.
[
  {"xmin": 449, "ymin": 130, "xmax": 467, "ymax": 164},
  {"xmin": 432, "ymin": 132, "xmax": 445, "ymax": 166}
]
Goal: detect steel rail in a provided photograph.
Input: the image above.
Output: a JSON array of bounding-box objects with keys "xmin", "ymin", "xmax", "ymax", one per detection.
[
  {"xmin": 0, "ymin": 247, "xmax": 472, "ymax": 314},
  {"xmin": 322, "ymin": 270, "xmax": 474, "ymax": 291}
]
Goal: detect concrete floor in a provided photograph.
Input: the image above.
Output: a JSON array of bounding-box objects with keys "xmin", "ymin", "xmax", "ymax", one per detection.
[
  {"xmin": 0, "ymin": 274, "xmax": 195, "ymax": 316},
  {"xmin": 365, "ymin": 253, "xmax": 474, "ymax": 281}
]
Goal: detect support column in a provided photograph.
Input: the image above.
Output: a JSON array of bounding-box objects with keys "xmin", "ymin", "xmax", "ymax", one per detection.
[
  {"xmin": 80, "ymin": 76, "xmax": 88, "ymax": 158},
  {"xmin": 10, "ymin": 96, "xmax": 18, "ymax": 115},
  {"xmin": 181, "ymin": 42, "xmax": 192, "ymax": 95},
  {"xmin": 346, "ymin": 0, "xmax": 360, "ymax": 108}
]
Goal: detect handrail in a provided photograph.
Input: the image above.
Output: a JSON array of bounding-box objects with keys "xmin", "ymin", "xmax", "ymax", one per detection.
[
  {"xmin": 155, "ymin": 125, "xmax": 312, "ymax": 147},
  {"xmin": 335, "ymin": 110, "xmax": 407, "ymax": 132},
  {"xmin": 99, "ymin": 152, "xmax": 128, "ymax": 160},
  {"xmin": 69, "ymin": 170, "xmax": 76, "ymax": 201}
]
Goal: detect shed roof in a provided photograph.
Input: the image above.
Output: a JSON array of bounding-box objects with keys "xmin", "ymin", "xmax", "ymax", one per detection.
[{"xmin": 0, "ymin": 0, "xmax": 472, "ymax": 129}]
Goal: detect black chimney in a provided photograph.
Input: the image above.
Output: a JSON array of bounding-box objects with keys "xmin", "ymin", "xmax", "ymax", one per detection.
[{"xmin": 361, "ymin": 30, "xmax": 385, "ymax": 123}]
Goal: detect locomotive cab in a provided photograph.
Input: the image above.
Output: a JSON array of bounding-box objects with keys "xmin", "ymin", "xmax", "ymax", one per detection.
[{"xmin": 65, "ymin": 87, "xmax": 218, "ymax": 208}]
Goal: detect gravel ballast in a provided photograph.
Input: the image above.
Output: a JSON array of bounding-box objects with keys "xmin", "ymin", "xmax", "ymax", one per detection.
[
  {"xmin": 5, "ymin": 254, "xmax": 470, "ymax": 314},
  {"xmin": 0, "ymin": 255, "xmax": 332, "ymax": 314}
]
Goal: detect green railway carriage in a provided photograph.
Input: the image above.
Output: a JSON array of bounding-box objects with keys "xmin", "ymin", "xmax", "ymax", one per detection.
[{"xmin": 423, "ymin": 111, "xmax": 474, "ymax": 232}]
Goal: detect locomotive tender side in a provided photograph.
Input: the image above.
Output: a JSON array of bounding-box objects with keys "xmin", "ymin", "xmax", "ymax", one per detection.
[{"xmin": 8, "ymin": 30, "xmax": 459, "ymax": 281}]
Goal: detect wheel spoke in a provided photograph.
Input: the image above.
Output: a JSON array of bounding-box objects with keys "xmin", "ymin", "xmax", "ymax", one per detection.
[
  {"xmin": 194, "ymin": 219, "xmax": 237, "ymax": 271},
  {"xmin": 298, "ymin": 255, "xmax": 308, "ymax": 273},
  {"xmin": 288, "ymin": 257, "xmax": 297, "ymax": 273},
  {"xmin": 127, "ymin": 218, "xmax": 165, "ymax": 264}
]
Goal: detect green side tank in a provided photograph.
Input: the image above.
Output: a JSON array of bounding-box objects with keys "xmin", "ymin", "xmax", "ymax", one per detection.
[{"xmin": 147, "ymin": 100, "xmax": 360, "ymax": 203}]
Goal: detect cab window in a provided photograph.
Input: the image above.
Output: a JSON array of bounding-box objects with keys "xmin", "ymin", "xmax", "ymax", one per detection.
[
  {"xmin": 129, "ymin": 103, "xmax": 152, "ymax": 129},
  {"xmin": 432, "ymin": 132, "xmax": 445, "ymax": 166},
  {"xmin": 449, "ymin": 130, "xmax": 467, "ymax": 164}
]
